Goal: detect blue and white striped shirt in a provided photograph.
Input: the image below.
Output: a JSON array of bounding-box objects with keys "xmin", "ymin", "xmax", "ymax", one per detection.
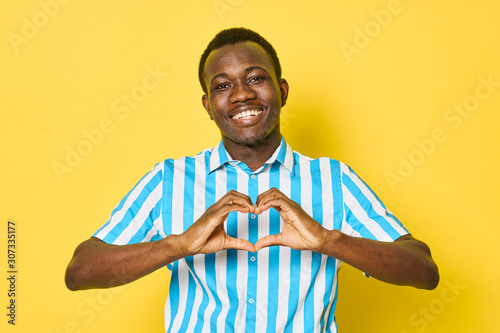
[{"xmin": 93, "ymin": 137, "xmax": 408, "ymax": 332}]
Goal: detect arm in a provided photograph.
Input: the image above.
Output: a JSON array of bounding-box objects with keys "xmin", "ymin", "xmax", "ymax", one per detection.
[
  {"xmin": 65, "ymin": 190, "xmax": 256, "ymax": 291},
  {"xmin": 254, "ymin": 188, "xmax": 439, "ymax": 290},
  {"xmin": 318, "ymin": 232, "xmax": 439, "ymax": 289},
  {"xmin": 65, "ymin": 236, "xmax": 184, "ymax": 291}
]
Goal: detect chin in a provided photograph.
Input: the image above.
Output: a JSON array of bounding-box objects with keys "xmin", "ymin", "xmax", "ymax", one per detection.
[
  {"xmin": 235, "ymin": 137, "xmax": 264, "ymax": 147},
  {"xmin": 237, "ymin": 133, "xmax": 277, "ymax": 148},
  {"xmin": 226, "ymin": 125, "xmax": 280, "ymax": 148}
]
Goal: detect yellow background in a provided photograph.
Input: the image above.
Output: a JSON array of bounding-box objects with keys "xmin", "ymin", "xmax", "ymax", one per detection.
[{"xmin": 1, "ymin": 0, "xmax": 499, "ymax": 332}]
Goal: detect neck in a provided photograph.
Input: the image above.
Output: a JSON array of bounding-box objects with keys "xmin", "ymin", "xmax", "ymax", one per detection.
[{"xmin": 222, "ymin": 133, "xmax": 282, "ymax": 172}]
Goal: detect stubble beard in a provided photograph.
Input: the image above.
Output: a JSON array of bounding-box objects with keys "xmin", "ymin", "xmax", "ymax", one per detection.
[{"xmin": 230, "ymin": 115, "xmax": 280, "ymax": 148}]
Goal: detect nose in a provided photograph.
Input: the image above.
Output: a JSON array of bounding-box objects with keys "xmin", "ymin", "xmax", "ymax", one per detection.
[{"xmin": 229, "ymin": 81, "xmax": 256, "ymax": 103}]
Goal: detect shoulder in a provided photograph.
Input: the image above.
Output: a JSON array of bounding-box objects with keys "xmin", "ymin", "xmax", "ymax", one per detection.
[
  {"xmin": 157, "ymin": 146, "xmax": 214, "ymax": 171},
  {"xmin": 292, "ymin": 150, "xmax": 351, "ymax": 173},
  {"xmin": 290, "ymin": 151, "xmax": 359, "ymax": 188}
]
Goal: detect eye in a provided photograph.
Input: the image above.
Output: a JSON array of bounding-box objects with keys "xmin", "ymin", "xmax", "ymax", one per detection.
[
  {"xmin": 215, "ymin": 83, "xmax": 229, "ymax": 90},
  {"xmin": 249, "ymin": 76, "xmax": 264, "ymax": 83},
  {"xmin": 214, "ymin": 83, "xmax": 230, "ymax": 90}
]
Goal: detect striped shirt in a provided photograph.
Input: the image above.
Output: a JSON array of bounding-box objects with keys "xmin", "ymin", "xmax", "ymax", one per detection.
[{"xmin": 93, "ymin": 137, "xmax": 409, "ymax": 332}]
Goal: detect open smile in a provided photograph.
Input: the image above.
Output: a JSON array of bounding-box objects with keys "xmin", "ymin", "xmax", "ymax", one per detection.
[{"xmin": 230, "ymin": 109, "xmax": 263, "ymax": 120}]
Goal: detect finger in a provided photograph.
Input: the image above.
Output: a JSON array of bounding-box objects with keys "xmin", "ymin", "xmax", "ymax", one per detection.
[
  {"xmin": 256, "ymin": 187, "xmax": 284, "ymax": 204},
  {"xmin": 256, "ymin": 197, "xmax": 291, "ymax": 215},
  {"xmin": 210, "ymin": 203, "xmax": 255, "ymax": 227},
  {"xmin": 224, "ymin": 236, "xmax": 256, "ymax": 252},
  {"xmin": 219, "ymin": 191, "xmax": 256, "ymax": 212},
  {"xmin": 254, "ymin": 234, "xmax": 284, "ymax": 251},
  {"xmin": 256, "ymin": 188, "xmax": 290, "ymax": 213},
  {"xmin": 225, "ymin": 189, "xmax": 254, "ymax": 202}
]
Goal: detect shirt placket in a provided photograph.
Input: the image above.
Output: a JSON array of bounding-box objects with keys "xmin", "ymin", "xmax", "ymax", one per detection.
[{"xmin": 245, "ymin": 171, "xmax": 259, "ymax": 328}]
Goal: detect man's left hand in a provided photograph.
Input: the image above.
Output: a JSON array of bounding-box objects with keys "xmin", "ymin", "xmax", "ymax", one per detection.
[{"xmin": 254, "ymin": 187, "xmax": 328, "ymax": 252}]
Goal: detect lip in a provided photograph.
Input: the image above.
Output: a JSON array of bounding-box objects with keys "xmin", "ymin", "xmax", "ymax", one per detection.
[
  {"xmin": 229, "ymin": 105, "xmax": 265, "ymax": 117},
  {"xmin": 229, "ymin": 105, "xmax": 265, "ymax": 124}
]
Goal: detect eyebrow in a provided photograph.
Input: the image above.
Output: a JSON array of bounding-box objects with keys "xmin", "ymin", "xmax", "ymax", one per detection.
[{"xmin": 209, "ymin": 66, "xmax": 270, "ymax": 86}]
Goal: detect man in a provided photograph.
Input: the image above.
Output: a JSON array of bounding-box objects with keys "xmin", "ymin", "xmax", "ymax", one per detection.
[{"xmin": 65, "ymin": 27, "xmax": 439, "ymax": 332}]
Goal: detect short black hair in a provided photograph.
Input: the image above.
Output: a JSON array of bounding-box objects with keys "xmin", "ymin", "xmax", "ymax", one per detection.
[{"xmin": 198, "ymin": 27, "xmax": 282, "ymax": 94}]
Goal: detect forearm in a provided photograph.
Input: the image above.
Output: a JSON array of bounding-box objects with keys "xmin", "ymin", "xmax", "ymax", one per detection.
[
  {"xmin": 65, "ymin": 192, "xmax": 258, "ymax": 291},
  {"xmin": 65, "ymin": 235, "xmax": 186, "ymax": 291},
  {"xmin": 319, "ymin": 231, "xmax": 439, "ymax": 290}
]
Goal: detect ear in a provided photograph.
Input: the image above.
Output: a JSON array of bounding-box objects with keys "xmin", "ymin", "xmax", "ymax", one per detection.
[
  {"xmin": 278, "ymin": 78, "xmax": 289, "ymax": 107},
  {"xmin": 202, "ymin": 94, "xmax": 213, "ymax": 120}
]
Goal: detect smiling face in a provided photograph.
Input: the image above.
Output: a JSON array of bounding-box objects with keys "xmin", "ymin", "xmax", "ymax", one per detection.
[{"xmin": 202, "ymin": 41, "xmax": 289, "ymax": 150}]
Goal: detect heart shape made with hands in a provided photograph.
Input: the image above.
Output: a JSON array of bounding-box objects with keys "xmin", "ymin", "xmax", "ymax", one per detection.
[{"xmin": 211, "ymin": 188, "xmax": 328, "ymax": 253}]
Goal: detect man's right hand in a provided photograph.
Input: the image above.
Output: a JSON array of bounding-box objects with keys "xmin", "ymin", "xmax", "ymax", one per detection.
[
  {"xmin": 177, "ymin": 190, "xmax": 256, "ymax": 255},
  {"xmin": 65, "ymin": 190, "xmax": 256, "ymax": 291}
]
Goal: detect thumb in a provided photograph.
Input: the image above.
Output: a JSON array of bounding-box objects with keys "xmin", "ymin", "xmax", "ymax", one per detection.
[
  {"xmin": 225, "ymin": 236, "xmax": 256, "ymax": 252},
  {"xmin": 254, "ymin": 234, "xmax": 284, "ymax": 251}
]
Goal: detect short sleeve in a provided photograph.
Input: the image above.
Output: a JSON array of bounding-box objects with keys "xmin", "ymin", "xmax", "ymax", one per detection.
[
  {"xmin": 340, "ymin": 163, "xmax": 409, "ymax": 242},
  {"xmin": 93, "ymin": 162, "xmax": 164, "ymax": 245}
]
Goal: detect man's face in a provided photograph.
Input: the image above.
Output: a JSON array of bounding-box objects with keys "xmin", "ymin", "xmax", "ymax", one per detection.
[{"xmin": 202, "ymin": 41, "xmax": 288, "ymax": 148}]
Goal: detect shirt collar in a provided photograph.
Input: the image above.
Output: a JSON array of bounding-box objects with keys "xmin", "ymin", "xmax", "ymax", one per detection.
[{"xmin": 208, "ymin": 136, "xmax": 295, "ymax": 174}]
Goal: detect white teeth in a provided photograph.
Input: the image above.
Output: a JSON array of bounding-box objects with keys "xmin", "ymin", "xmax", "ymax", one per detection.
[{"xmin": 232, "ymin": 109, "xmax": 262, "ymax": 120}]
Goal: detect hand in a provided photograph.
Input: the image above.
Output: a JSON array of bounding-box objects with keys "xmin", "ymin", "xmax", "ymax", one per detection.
[
  {"xmin": 254, "ymin": 188, "xmax": 329, "ymax": 252},
  {"xmin": 178, "ymin": 190, "xmax": 256, "ymax": 255}
]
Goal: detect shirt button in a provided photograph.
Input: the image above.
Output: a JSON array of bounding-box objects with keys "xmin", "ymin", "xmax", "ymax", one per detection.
[
  {"xmin": 251, "ymin": 174, "xmax": 256, "ymax": 179},
  {"xmin": 248, "ymin": 298, "xmax": 255, "ymax": 304},
  {"xmin": 250, "ymin": 214, "xmax": 256, "ymax": 219},
  {"xmin": 250, "ymin": 256, "xmax": 256, "ymax": 262}
]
